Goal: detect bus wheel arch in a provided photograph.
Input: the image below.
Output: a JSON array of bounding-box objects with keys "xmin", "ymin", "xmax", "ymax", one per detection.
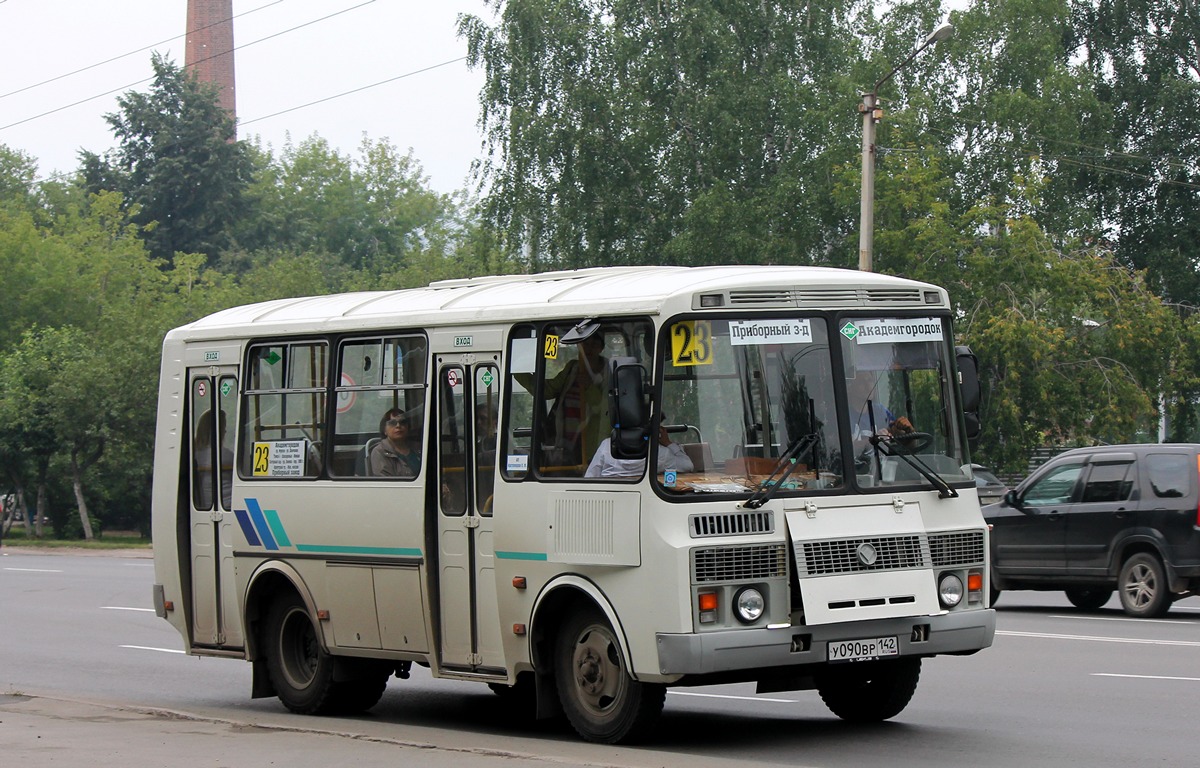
[
  {"xmin": 530, "ymin": 578, "xmax": 664, "ymax": 743},
  {"xmin": 529, "ymin": 577, "xmax": 632, "ymax": 677},
  {"xmin": 243, "ymin": 561, "xmax": 336, "ymax": 710},
  {"xmin": 244, "ymin": 562, "xmax": 321, "ymax": 662}
]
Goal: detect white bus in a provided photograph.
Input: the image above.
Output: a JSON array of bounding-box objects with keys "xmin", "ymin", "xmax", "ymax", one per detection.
[{"xmin": 151, "ymin": 265, "xmax": 995, "ymax": 743}]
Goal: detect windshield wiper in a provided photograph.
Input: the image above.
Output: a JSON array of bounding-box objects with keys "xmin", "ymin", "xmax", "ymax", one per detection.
[
  {"xmin": 870, "ymin": 435, "xmax": 959, "ymax": 499},
  {"xmin": 742, "ymin": 432, "xmax": 820, "ymax": 509}
]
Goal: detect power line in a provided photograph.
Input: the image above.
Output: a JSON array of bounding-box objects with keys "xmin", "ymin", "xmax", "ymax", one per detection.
[
  {"xmin": 28, "ymin": 53, "xmax": 471, "ymax": 186},
  {"xmin": 0, "ymin": 0, "xmax": 377, "ymax": 132},
  {"xmin": 240, "ymin": 57, "xmax": 468, "ymax": 127},
  {"xmin": 0, "ymin": 0, "xmax": 284, "ymax": 101}
]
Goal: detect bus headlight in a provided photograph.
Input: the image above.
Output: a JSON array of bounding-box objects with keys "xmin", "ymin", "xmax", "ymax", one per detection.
[
  {"xmin": 938, "ymin": 573, "xmax": 964, "ymax": 608},
  {"xmin": 734, "ymin": 587, "xmax": 765, "ymax": 623}
]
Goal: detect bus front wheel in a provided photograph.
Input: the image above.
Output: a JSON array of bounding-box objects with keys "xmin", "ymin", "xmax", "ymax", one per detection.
[
  {"xmin": 815, "ymin": 657, "xmax": 921, "ymax": 722},
  {"xmin": 554, "ymin": 607, "xmax": 665, "ymax": 744},
  {"xmin": 265, "ymin": 592, "xmax": 338, "ymax": 714}
]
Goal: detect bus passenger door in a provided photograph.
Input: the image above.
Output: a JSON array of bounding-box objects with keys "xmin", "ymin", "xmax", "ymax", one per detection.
[
  {"xmin": 435, "ymin": 357, "xmax": 504, "ymax": 671},
  {"xmin": 187, "ymin": 368, "xmax": 243, "ymax": 649}
]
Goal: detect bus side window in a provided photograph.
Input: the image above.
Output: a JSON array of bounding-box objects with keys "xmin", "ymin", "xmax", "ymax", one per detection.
[
  {"xmin": 502, "ymin": 325, "xmax": 536, "ymax": 480},
  {"xmin": 240, "ymin": 342, "xmax": 328, "ymax": 480},
  {"xmin": 329, "ymin": 335, "xmax": 427, "ymax": 480}
]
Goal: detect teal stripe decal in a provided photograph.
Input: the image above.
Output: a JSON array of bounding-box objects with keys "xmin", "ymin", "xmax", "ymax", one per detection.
[
  {"xmin": 496, "ymin": 550, "xmax": 548, "ymax": 561},
  {"xmin": 295, "ymin": 544, "xmax": 423, "ymax": 557},
  {"xmin": 264, "ymin": 509, "xmax": 292, "ymax": 548}
]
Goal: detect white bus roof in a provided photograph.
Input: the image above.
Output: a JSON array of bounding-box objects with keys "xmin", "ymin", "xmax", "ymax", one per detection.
[{"xmin": 168, "ymin": 265, "xmax": 944, "ymax": 341}]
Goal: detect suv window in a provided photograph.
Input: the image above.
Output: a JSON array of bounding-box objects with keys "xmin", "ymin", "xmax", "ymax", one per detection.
[
  {"xmin": 1080, "ymin": 461, "xmax": 1134, "ymax": 503},
  {"xmin": 1023, "ymin": 462, "xmax": 1084, "ymax": 506},
  {"xmin": 1146, "ymin": 453, "xmax": 1191, "ymax": 498}
]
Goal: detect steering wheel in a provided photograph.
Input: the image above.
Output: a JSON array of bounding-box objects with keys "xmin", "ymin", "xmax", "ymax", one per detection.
[{"xmin": 893, "ymin": 431, "xmax": 933, "ymax": 453}]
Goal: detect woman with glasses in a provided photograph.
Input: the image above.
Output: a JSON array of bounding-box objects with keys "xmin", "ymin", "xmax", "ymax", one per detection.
[{"xmin": 370, "ymin": 408, "xmax": 421, "ymax": 478}]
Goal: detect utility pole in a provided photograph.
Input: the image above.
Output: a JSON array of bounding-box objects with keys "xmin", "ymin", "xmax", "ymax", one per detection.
[{"xmin": 858, "ymin": 23, "xmax": 953, "ymax": 272}]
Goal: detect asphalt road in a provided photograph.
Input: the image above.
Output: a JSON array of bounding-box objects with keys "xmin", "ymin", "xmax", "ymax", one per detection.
[{"xmin": 3, "ymin": 548, "xmax": 1199, "ymax": 767}]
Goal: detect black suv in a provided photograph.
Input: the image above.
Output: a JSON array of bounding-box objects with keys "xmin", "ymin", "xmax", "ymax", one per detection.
[{"xmin": 985, "ymin": 444, "xmax": 1200, "ymax": 617}]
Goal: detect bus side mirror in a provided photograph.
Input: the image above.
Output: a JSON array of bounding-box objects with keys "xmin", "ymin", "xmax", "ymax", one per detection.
[
  {"xmin": 956, "ymin": 346, "xmax": 982, "ymax": 445},
  {"xmin": 607, "ymin": 357, "xmax": 649, "ymax": 460}
]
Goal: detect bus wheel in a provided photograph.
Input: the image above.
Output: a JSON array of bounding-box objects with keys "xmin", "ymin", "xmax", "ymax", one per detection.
[
  {"xmin": 1118, "ymin": 553, "xmax": 1171, "ymax": 617},
  {"xmin": 554, "ymin": 608, "xmax": 665, "ymax": 744},
  {"xmin": 329, "ymin": 663, "xmax": 389, "ymax": 714},
  {"xmin": 816, "ymin": 657, "xmax": 921, "ymax": 722},
  {"xmin": 265, "ymin": 593, "xmax": 337, "ymax": 714}
]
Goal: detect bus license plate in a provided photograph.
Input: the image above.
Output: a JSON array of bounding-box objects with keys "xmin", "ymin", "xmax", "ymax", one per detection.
[{"xmin": 828, "ymin": 636, "xmax": 899, "ymax": 663}]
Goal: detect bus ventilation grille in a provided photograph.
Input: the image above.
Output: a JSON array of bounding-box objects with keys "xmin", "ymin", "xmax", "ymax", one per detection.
[
  {"xmin": 692, "ymin": 543, "xmax": 788, "ymax": 583},
  {"xmin": 689, "ymin": 511, "xmax": 774, "ymax": 538},
  {"xmin": 726, "ymin": 287, "xmax": 929, "ymax": 307}
]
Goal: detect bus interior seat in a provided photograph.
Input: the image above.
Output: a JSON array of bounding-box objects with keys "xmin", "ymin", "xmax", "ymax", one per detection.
[
  {"xmin": 682, "ymin": 442, "xmax": 714, "ymax": 471},
  {"xmin": 360, "ymin": 437, "xmax": 382, "ymax": 476}
]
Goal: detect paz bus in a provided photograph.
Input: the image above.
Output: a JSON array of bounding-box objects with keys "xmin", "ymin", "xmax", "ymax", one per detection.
[{"xmin": 151, "ymin": 265, "xmax": 995, "ymax": 743}]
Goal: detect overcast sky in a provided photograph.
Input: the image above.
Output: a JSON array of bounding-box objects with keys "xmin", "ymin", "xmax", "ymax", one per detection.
[{"xmin": 0, "ymin": 0, "xmax": 492, "ymax": 194}]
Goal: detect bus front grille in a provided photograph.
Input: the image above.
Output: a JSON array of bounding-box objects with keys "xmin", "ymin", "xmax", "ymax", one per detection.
[
  {"xmin": 928, "ymin": 530, "xmax": 985, "ymax": 567},
  {"xmin": 797, "ymin": 535, "xmax": 927, "ymax": 576},
  {"xmin": 692, "ymin": 543, "xmax": 788, "ymax": 583}
]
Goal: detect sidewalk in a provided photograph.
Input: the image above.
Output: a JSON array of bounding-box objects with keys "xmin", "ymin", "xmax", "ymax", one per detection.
[{"xmin": 0, "ymin": 693, "xmax": 626, "ymax": 768}]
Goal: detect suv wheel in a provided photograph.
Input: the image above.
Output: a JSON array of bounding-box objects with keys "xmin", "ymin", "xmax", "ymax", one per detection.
[
  {"xmin": 1118, "ymin": 553, "xmax": 1171, "ymax": 618},
  {"xmin": 1065, "ymin": 587, "xmax": 1112, "ymax": 611}
]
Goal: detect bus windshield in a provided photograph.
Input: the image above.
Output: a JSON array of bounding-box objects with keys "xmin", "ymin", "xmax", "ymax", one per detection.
[{"xmin": 657, "ymin": 315, "xmax": 970, "ymax": 497}]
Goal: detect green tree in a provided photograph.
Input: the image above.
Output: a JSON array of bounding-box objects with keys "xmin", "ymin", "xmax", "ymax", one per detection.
[
  {"xmin": 460, "ymin": 0, "xmax": 869, "ymax": 267},
  {"xmin": 947, "ymin": 204, "xmax": 1170, "ymax": 473},
  {"xmin": 83, "ymin": 54, "xmax": 252, "ymax": 264},
  {"xmin": 234, "ymin": 134, "xmax": 467, "ymax": 276},
  {"xmin": 1069, "ymin": 0, "xmax": 1200, "ymax": 304}
]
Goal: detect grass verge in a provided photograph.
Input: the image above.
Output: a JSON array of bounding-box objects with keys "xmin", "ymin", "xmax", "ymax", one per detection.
[{"xmin": 0, "ymin": 531, "xmax": 150, "ymax": 550}]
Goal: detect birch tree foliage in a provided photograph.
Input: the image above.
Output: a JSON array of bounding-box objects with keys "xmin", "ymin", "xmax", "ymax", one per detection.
[{"xmin": 460, "ymin": 0, "xmax": 873, "ymax": 268}]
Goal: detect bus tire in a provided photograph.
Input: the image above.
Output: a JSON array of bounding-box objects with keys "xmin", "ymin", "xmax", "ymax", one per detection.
[
  {"xmin": 1118, "ymin": 553, "xmax": 1171, "ymax": 617},
  {"xmin": 329, "ymin": 664, "xmax": 389, "ymax": 714},
  {"xmin": 815, "ymin": 657, "xmax": 921, "ymax": 722},
  {"xmin": 554, "ymin": 607, "xmax": 664, "ymax": 744},
  {"xmin": 264, "ymin": 592, "xmax": 338, "ymax": 715}
]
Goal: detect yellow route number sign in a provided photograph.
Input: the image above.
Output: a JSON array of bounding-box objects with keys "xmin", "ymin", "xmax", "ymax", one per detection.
[{"xmin": 671, "ymin": 320, "xmax": 714, "ymax": 367}]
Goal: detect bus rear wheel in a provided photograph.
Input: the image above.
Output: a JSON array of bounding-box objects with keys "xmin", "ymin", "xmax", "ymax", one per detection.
[
  {"xmin": 265, "ymin": 592, "xmax": 338, "ymax": 714},
  {"xmin": 815, "ymin": 657, "xmax": 921, "ymax": 722},
  {"xmin": 554, "ymin": 607, "xmax": 664, "ymax": 744}
]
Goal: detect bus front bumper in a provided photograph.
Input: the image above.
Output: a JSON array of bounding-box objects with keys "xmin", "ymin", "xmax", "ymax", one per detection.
[{"xmin": 655, "ymin": 608, "xmax": 995, "ymax": 676}]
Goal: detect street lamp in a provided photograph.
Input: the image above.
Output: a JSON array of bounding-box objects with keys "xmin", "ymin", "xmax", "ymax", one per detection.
[{"xmin": 858, "ymin": 23, "xmax": 954, "ymax": 272}]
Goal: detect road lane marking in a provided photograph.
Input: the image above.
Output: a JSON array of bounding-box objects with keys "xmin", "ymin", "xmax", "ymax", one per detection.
[
  {"xmin": 3, "ymin": 567, "xmax": 64, "ymax": 573},
  {"xmin": 120, "ymin": 645, "xmax": 185, "ymax": 654},
  {"xmin": 1048, "ymin": 614, "xmax": 1200, "ymax": 626},
  {"xmin": 1093, "ymin": 673, "xmax": 1200, "ymax": 682},
  {"xmin": 102, "ymin": 606, "xmax": 154, "ymax": 612},
  {"xmin": 999, "ymin": 630, "xmax": 1200, "ymax": 647},
  {"xmin": 668, "ymin": 691, "xmax": 795, "ymax": 703}
]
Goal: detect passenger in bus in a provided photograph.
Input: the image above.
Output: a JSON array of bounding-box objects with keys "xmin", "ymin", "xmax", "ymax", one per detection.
[
  {"xmin": 544, "ymin": 333, "xmax": 609, "ymax": 469},
  {"xmin": 370, "ymin": 409, "xmax": 421, "ymax": 478},
  {"xmin": 585, "ymin": 417, "xmax": 694, "ymax": 478}
]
